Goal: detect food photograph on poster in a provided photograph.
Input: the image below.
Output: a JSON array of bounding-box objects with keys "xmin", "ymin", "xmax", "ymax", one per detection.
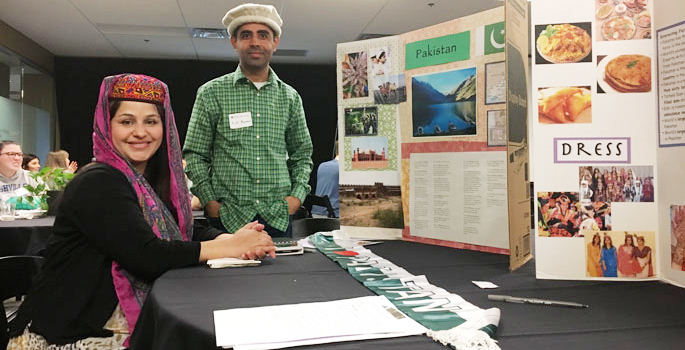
[
  {"xmin": 373, "ymin": 74, "xmax": 406, "ymax": 104},
  {"xmin": 344, "ymin": 106, "xmax": 378, "ymax": 136},
  {"xmin": 370, "ymin": 46, "xmax": 391, "ymax": 76},
  {"xmin": 341, "ymin": 51, "xmax": 368, "ymax": 99},
  {"xmin": 538, "ymin": 191, "xmax": 612, "ymax": 237},
  {"xmin": 534, "ymin": 22, "xmax": 592, "ymax": 64},
  {"xmin": 411, "ymin": 67, "xmax": 477, "ymax": 137},
  {"xmin": 349, "ymin": 136, "xmax": 388, "ymax": 170},
  {"xmin": 538, "ymin": 86, "xmax": 592, "ymax": 124},
  {"xmin": 578, "ymin": 165, "xmax": 654, "ymax": 202},
  {"xmin": 670, "ymin": 205, "xmax": 685, "ymax": 271},
  {"xmin": 597, "ymin": 54, "xmax": 652, "ymax": 93},
  {"xmin": 585, "ymin": 231, "xmax": 655, "ymax": 278},
  {"xmin": 595, "ymin": 0, "xmax": 651, "ymax": 41},
  {"xmin": 339, "ymin": 181, "xmax": 404, "ymax": 229}
]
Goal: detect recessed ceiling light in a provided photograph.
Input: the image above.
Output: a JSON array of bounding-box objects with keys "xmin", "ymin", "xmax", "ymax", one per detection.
[{"xmin": 191, "ymin": 28, "xmax": 228, "ymax": 39}]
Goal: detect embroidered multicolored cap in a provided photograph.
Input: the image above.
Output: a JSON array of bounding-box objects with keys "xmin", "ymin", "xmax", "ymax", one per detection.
[
  {"xmin": 222, "ymin": 3, "xmax": 283, "ymax": 38},
  {"xmin": 108, "ymin": 74, "xmax": 165, "ymax": 104}
]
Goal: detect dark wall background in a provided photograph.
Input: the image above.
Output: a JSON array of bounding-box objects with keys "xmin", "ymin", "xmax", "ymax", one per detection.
[{"xmin": 54, "ymin": 56, "xmax": 338, "ymax": 189}]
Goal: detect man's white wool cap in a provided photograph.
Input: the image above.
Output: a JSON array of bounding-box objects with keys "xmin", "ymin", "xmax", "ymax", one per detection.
[{"xmin": 222, "ymin": 3, "xmax": 283, "ymax": 37}]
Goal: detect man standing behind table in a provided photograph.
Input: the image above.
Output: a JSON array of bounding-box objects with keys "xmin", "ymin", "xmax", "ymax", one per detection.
[{"xmin": 184, "ymin": 3, "xmax": 313, "ymax": 237}]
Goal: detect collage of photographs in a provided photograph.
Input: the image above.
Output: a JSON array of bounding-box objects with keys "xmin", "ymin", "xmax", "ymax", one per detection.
[
  {"xmin": 535, "ymin": 0, "xmax": 652, "ymax": 124},
  {"xmin": 534, "ymin": 0, "xmax": 657, "ymax": 279},
  {"xmin": 538, "ymin": 165, "xmax": 655, "ymax": 238},
  {"xmin": 538, "ymin": 190, "xmax": 656, "ymax": 279},
  {"xmin": 341, "ymin": 45, "xmax": 400, "ymax": 172},
  {"xmin": 339, "ymin": 45, "xmax": 405, "ymax": 230}
]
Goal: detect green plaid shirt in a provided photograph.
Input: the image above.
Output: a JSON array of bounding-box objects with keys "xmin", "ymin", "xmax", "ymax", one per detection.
[{"xmin": 183, "ymin": 66, "xmax": 313, "ymax": 232}]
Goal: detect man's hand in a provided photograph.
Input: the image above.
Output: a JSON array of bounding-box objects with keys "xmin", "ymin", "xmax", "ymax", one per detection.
[
  {"xmin": 205, "ymin": 200, "xmax": 222, "ymax": 218},
  {"xmin": 285, "ymin": 196, "xmax": 301, "ymax": 215}
]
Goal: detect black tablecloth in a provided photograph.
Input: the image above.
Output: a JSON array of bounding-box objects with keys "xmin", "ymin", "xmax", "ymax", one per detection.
[
  {"xmin": 129, "ymin": 241, "xmax": 685, "ymax": 350},
  {"xmin": 0, "ymin": 216, "xmax": 54, "ymax": 257}
]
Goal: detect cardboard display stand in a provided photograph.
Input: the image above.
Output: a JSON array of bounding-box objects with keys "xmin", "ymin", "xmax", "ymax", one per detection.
[
  {"xmin": 531, "ymin": 0, "xmax": 685, "ymax": 287},
  {"xmin": 336, "ymin": 0, "xmax": 532, "ymax": 271}
]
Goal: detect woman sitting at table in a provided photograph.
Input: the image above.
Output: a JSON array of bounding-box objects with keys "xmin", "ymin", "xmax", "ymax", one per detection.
[
  {"xmin": 45, "ymin": 149, "xmax": 79, "ymax": 173},
  {"xmin": 22, "ymin": 153, "xmax": 41, "ymax": 173},
  {"xmin": 8, "ymin": 74, "xmax": 276, "ymax": 349},
  {"xmin": 0, "ymin": 140, "xmax": 39, "ymax": 202}
]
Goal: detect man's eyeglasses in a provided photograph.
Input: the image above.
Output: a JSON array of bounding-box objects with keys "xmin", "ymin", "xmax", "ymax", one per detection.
[{"xmin": 0, "ymin": 152, "xmax": 23, "ymax": 158}]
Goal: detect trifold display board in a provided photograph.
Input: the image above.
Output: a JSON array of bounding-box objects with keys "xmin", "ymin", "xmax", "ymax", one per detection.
[
  {"xmin": 532, "ymin": 0, "xmax": 685, "ymax": 287},
  {"xmin": 336, "ymin": 0, "xmax": 531, "ymax": 271}
]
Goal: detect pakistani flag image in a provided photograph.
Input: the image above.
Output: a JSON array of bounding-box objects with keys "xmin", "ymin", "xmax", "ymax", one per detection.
[{"xmin": 477, "ymin": 21, "xmax": 505, "ymax": 56}]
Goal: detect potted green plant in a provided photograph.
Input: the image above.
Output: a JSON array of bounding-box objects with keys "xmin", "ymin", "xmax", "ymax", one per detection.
[
  {"xmin": 14, "ymin": 181, "xmax": 47, "ymax": 211},
  {"xmin": 29, "ymin": 167, "xmax": 75, "ymax": 215}
]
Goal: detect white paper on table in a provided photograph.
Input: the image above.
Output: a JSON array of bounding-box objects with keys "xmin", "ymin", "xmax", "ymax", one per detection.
[
  {"xmin": 472, "ymin": 281, "xmax": 499, "ymax": 289},
  {"xmin": 206, "ymin": 258, "xmax": 261, "ymax": 268},
  {"xmin": 214, "ymin": 295, "xmax": 427, "ymax": 349}
]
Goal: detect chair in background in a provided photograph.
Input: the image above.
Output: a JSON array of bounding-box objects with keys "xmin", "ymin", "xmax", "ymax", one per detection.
[
  {"xmin": 291, "ymin": 194, "xmax": 339, "ymax": 239},
  {"xmin": 1, "ymin": 255, "xmax": 44, "ymax": 349},
  {"xmin": 302, "ymin": 194, "xmax": 336, "ymax": 218},
  {"xmin": 291, "ymin": 217, "xmax": 340, "ymax": 239}
]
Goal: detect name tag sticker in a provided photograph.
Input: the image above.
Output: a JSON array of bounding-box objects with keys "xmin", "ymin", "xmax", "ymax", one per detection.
[{"xmin": 228, "ymin": 112, "xmax": 253, "ymax": 129}]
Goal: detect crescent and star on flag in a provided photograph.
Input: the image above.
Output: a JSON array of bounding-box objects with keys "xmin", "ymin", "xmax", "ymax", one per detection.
[{"xmin": 491, "ymin": 28, "xmax": 505, "ymax": 49}]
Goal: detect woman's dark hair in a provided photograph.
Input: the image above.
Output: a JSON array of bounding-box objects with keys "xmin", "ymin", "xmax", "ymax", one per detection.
[
  {"xmin": 22, "ymin": 153, "xmax": 38, "ymax": 170},
  {"xmin": 109, "ymin": 100, "xmax": 174, "ymax": 218},
  {"xmin": 603, "ymin": 235, "xmax": 613, "ymax": 249}
]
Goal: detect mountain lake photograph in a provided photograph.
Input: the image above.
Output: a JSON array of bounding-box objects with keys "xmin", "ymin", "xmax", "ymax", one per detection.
[{"xmin": 411, "ymin": 67, "xmax": 477, "ymax": 137}]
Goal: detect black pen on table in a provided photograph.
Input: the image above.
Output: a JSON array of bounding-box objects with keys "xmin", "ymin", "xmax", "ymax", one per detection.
[{"xmin": 488, "ymin": 294, "xmax": 589, "ymax": 309}]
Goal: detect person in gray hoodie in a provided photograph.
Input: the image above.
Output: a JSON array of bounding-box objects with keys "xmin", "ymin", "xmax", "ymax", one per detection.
[{"xmin": 0, "ymin": 140, "xmax": 39, "ymax": 201}]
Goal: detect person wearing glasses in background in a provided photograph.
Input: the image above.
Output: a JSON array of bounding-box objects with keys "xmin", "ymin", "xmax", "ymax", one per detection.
[{"xmin": 0, "ymin": 140, "xmax": 40, "ymax": 202}]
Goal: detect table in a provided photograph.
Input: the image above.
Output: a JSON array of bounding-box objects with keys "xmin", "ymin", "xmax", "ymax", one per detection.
[
  {"xmin": 129, "ymin": 241, "xmax": 685, "ymax": 350},
  {"xmin": 0, "ymin": 212, "xmax": 207, "ymax": 258},
  {"xmin": 0, "ymin": 216, "xmax": 55, "ymax": 257}
]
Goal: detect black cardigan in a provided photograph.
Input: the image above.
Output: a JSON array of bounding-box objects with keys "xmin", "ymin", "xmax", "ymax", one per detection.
[{"xmin": 10, "ymin": 164, "xmax": 221, "ymax": 344}]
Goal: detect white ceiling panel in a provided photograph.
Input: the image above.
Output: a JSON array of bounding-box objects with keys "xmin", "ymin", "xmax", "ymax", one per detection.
[
  {"xmin": 366, "ymin": 0, "xmax": 503, "ymax": 34},
  {"xmin": 71, "ymin": 0, "xmax": 186, "ymax": 27},
  {"xmin": 178, "ymin": 0, "xmax": 283, "ymax": 28},
  {"xmin": 105, "ymin": 34, "xmax": 196, "ymax": 59},
  {"xmin": 191, "ymin": 38, "xmax": 237, "ymax": 60},
  {"xmin": 0, "ymin": 0, "xmax": 505, "ymax": 63},
  {"xmin": 0, "ymin": 0, "xmax": 120, "ymax": 56}
]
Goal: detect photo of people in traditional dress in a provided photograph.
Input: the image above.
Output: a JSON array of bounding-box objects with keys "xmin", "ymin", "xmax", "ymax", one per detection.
[
  {"xmin": 586, "ymin": 231, "xmax": 655, "ymax": 278},
  {"xmin": 349, "ymin": 136, "xmax": 388, "ymax": 170},
  {"xmin": 370, "ymin": 46, "xmax": 390, "ymax": 76},
  {"xmin": 342, "ymin": 51, "xmax": 368, "ymax": 99},
  {"xmin": 344, "ymin": 106, "xmax": 378, "ymax": 136},
  {"xmin": 670, "ymin": 205, "xmax": 685, "ymax": 271},
  {"xmin": 578, "ymin": 166, "xmax": 654, "ymax": 203},
  {"xmin": 373, "ymin": 74, "xmax": 406, "ymax": 104},
  {"xmin": 538, "ymin": 191, "xmax": 612, "ymax": 237},
  {"xmin": 339, "ymin": 181, "xmax": 404, "ymax": 229},
  {"xmin": 411, "ymin": 67, "xmax": 476, "ymax": 137}
]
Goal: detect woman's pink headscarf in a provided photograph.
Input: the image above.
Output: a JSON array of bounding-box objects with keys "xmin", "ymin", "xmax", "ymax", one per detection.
[{"xmin": 92, "ymin": 74, "xmax": 192, "ymax": 343}]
